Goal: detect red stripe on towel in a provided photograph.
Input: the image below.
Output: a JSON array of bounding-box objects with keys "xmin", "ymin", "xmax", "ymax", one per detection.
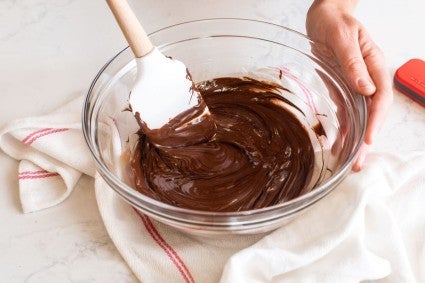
[
  {"xmin": 19, "ymin": 170, "xmax": 50, "ymax": 175},
  {"xmin": 22, "ymin": 128, "xmax": 69, "ymax": 145},
  {"xmin": 22, "ymin": 128, "xmax": 52, "ymax": 144},
  {"xmin": 134, "ymin": 209, "xmax": 195, "ymax": 283},
  {"xmin": 19, "ymin": 170, "xmax": 59, "ymax": 180}
]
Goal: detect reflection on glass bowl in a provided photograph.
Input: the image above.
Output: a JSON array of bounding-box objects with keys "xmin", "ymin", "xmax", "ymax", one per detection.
[{"xmin": 82, "ymin": 18, "xmax": 366, "ymax": 235}]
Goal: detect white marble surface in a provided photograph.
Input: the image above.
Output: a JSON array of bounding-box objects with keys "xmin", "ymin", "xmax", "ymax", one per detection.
[{"xmin": 0, "ymin": 0, "xmax": 424, "ymax": 282}]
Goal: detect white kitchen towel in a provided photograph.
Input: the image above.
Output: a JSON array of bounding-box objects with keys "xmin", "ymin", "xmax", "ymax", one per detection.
[
  {"xmin": 1, "ymin": 97, "xmax": 424, "ymax": 282},
  {"xmin": 95, "ymin": 151, "xmax": 425, "ymax": 283}
]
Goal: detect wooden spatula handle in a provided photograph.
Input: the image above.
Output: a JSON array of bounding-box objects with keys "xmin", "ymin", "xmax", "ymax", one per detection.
[{"xmin": 106, "ymin": 0, "xmax": 153, "ymax": 58}]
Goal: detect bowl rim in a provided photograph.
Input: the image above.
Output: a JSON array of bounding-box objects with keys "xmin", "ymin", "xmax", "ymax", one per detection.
[{"xmin": 82, "ymin": 17, "xmax": 367, "ymax": 224}]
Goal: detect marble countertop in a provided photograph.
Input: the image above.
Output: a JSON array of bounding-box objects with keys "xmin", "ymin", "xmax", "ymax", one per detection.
[{"xmin": 1, "ymin": 0, "xmax": 424, "ymax": 282}]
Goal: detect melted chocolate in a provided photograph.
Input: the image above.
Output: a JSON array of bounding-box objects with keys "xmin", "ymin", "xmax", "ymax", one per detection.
[{"xmin": 129, "ymin": 77, "xmax": 315, "ymax": 212}]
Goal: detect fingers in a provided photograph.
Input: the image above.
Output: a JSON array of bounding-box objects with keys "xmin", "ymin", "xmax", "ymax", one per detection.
[
  {"xmin": 352, "ymin": 142, "xmax": 370, "ymax": 172},
  {"xmin": 362, "ymin": 46, "xmax": 393, "ymax": 145},
  {"xmin": 335, "ymin": 28, "xmax": 393, "ymax": 170},
  {"xmin": 352, "ymin": 53, "xmax": 392, "ymax": 170}
]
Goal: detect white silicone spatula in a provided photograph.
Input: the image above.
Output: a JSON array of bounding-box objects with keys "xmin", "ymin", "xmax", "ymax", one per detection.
[{"xmin": 105, "ymin": 0, "xmax": 212, "ymax": 134}]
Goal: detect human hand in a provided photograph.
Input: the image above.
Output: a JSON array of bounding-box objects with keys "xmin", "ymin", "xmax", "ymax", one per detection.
[{"xmin": 306, "ymin": 0, "xmax": 393, "ymax": 171}]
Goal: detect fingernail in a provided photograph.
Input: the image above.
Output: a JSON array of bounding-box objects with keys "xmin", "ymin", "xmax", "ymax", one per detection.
[
  {"xmin": 357, "ymin": 78, "xmax": 375, "ymax": 94},
  {"xmin": 352, "ymin": 163, "xmax": 361, "ymax": 172},
  {"xmin": 355, "ymin": 153, "xmax": 365, "ymax": 171},
  {"xmin": 352, "ymin": 143, "xmax": 369, "ymax": 172}
]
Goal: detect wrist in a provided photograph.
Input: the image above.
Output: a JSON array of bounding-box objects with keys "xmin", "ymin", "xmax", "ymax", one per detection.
[{"xmin": 310, "ymin": 0, "xmax": 358, "ymax": 14}]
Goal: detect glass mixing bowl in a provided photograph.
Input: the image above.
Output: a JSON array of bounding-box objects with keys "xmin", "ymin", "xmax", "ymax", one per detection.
[{"xmin": 82, "ymin": 18, "xmax": 366, "ymax": 235}]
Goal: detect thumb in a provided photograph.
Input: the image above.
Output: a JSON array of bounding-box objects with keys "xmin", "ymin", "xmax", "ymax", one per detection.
[{"xmin": 332, "ymin": 32, "xmax": 376, "ymax": 96}]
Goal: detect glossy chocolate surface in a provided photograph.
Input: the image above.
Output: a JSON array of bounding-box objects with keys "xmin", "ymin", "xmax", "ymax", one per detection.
[{"xmin": 130, "ymin": 77, "xmax": 315, "ymax": 212}]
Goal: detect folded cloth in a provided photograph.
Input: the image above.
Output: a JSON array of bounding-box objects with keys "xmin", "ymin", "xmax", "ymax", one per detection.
[
  {"xmin": 1, "ymin": 97, "xmax": 424, "ymax": 282},
  {"xmin": 0, "ymin": 96, "xmax": 95, "ymax": 212}
]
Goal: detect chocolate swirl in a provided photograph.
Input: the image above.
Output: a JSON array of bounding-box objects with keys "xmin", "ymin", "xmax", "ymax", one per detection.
[{"xmin": 129, "ymin": 77, "xmax": 315, "ymax": 212}]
